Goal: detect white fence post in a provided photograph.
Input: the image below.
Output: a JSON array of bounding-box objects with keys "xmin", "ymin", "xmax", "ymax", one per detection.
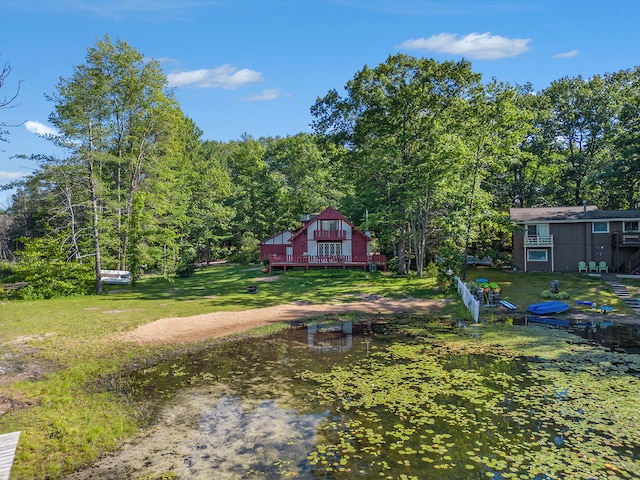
[{"xmin": 455, "ymin": 276, "xmax": 480, "ymax": 323}]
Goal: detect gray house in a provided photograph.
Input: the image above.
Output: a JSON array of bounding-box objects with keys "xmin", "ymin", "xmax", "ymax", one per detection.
[{"xmin": 510, "ymin": 205, "xmax": 640, "ymax": 274}]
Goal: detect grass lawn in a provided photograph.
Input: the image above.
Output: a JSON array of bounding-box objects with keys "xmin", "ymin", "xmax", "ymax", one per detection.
[
  {"xmin": 0, "ymin": 263, "xmax": 638, "ymax": 478},
  {"xmin": 465, "ymin": 266, "xmax": 635, "ymax": 314}
]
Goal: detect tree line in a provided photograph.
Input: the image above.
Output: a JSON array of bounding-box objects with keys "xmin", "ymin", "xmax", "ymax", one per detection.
[{"xmin": 1, "ymin": 36, "xmax": 639, "ymax": 295}]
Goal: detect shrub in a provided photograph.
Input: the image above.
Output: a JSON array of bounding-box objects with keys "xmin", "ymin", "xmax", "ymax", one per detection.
[
  {"xmin": 14, "ymin": 235, "xmax": 95, "ymax": 298},
  {"xmin": 540, "ymin": 290, "xmax": 570, "ymax": 300}
]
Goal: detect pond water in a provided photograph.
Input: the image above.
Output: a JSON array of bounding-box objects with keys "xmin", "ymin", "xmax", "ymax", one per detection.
[
  {"xmin": 513, "ymin": 315, "xmax": 640, "ymax": 354},
  {"xmin": 72, "ymin": 318, "xmax": 640, "ymax": 479}
]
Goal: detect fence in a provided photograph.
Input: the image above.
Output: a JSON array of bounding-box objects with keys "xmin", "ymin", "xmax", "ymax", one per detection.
[{"xmin": 455, "ymin": 276, "xmax": 480, "ymax": 323}]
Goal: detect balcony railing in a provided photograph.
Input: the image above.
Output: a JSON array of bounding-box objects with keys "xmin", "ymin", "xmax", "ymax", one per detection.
[
  {"xmin": 270, "ymin": 254, "xmax": 386, "ymax": 265},
  {"xmin": 613, "ymin": 233, "xmax": 640, "ymax": 246},
  {"xmin": 313, "ymin": 230, "xmax": 347, "ymax": 240},
  {"xmin": 525, "ymin": 235, "xmax": 553, "ymax": 246}
]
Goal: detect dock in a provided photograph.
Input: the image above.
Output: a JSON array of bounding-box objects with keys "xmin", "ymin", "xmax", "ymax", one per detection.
[{"xmin": 0, "ymin": 431, "xmax": 20, "ymax": 480}]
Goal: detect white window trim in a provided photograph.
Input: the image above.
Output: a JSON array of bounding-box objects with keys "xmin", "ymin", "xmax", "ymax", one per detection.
[
  {"xmin": 592, "ymin": 222, "xmax": 609, "ymax": 234},
  {"xmin": 318, "ymin": 242, "xmax": 342, "ymax": 256},
  {"xmin": 623, "ymin": 221, "xmax": 639, "ymax": 233},
  {"xmin": 527, "ymin": 249, "xmax": 548, "ymax": 262}
]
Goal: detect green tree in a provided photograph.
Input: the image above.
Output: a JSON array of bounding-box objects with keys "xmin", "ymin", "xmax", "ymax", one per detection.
[
  {"xmin": 541, "ymin": 75, "xmax": 617, "ymax": 206},
  {"xmin": 264, "ymin": 133, "xmax": 345, "ymax": 232},
  {"xmin": 225, "ymin": 135, "xmax": 277, "ymax": 243},
  {"xmin": 312, "ymin": 54, "xmax": 481, "ymax": 275},
  {"xmin": 604, "ymin": 67, "xmax": 640, "ymax": 208},
  {"xmin": 182, "ymin": 135, "xmax": 234, "ymax": 265},
  {"xmin": 47, "ymin": 36, "xmax": 186, "ymax": 292}
]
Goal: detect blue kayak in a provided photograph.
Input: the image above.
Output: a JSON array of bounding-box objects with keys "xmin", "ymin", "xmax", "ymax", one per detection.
[
  {"xmin": 500, "ymin": 300, "xmax": 517, "ymax": 310},
  {"xmin": 527, "ymin": 301, "xmax": 570, "ymax": 315},
  {"xmin": 528, "ymin": 316, "xmax": 570, "ymax": 327}
]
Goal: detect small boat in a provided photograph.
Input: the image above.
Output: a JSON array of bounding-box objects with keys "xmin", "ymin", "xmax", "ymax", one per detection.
[
  {"xmin": 575, "ymin": 300, "xmax": 595, "ymax": 307},
  {"xmin": 527, "ymin": 301, "xmax": 570, "ymax": 315},
  {"xmin": 528, "ymin": 316, "xmax": 570, "ymax": 327},
  {"xmin": 500, "ymin": 300, "xmax": 517, "ymax": 310}
]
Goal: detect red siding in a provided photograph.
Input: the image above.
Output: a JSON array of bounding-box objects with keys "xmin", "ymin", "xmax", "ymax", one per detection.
[
  {"xmin": 351, "ymin": 230, "xmax": 369, "ymax": 257},
  {"xmin": 260, "ymin": 244, "xmax": 287, "ymax": 260},
  {"xmin": 291, "ymin": 234, "xmax": 307, "ymax": 256}
]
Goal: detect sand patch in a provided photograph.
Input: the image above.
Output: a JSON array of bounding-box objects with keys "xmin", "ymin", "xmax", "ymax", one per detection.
[{"xmin": 115, "ymin": 297, "xmax": 444, "ymax": 345}]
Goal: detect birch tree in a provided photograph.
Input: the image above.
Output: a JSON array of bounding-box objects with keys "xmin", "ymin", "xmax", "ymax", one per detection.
[{"xmin": 48, "ymin": 36, "xmax": 182, "ymax": 292}]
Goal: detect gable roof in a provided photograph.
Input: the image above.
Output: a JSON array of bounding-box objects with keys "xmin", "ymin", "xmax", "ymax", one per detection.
[
  {"xmin": 510, "ymin": 206, "xmax": 640, "ymax": 223},
  {"xmin": 289, "ymin": 206, "xmax": 370, "ymax": 242},
  {"xmin": 259, "ymin": 229, "xmax": 293, "ymax": 245}
]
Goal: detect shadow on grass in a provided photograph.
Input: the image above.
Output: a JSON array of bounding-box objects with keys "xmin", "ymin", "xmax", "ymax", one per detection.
[{"xmin": 101, "ymin": 264, "xmax": 443, "ymax": 311}]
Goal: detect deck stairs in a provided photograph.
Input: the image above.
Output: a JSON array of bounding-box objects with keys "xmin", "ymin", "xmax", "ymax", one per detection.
[
  {"xmin": 624, "ymin": 251, "xmax": 640, "ymax": 274},
  {"xmin": 601, "ymin": 274, "xmax": 640, "ymax": 315}
]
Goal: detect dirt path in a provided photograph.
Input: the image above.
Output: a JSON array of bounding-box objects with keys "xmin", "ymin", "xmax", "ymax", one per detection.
[{"xmin": 116, "ymin": 296, "xmax": 445, "ymax": 345}]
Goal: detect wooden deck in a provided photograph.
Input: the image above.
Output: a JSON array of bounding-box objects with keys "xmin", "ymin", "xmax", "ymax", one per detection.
[
  {"xmin": 268, "ymin": 254, "xmax": 387, "ymax": 273},
  {"xmin": 0, "ymin": 431, "xmax": 20, "ymax": 480}
]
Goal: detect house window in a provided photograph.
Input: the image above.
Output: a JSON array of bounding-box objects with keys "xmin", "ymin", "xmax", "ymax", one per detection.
[
  {"xmin": 318, "ymin": 242, "xmax": 341, "ymax": 256},
  {"xmin": 592, "ymin": 222, "xmax": 609, "ymax": 233},
  {"xmin": 624, "ymin": 221, "xmax": 639, "ymax": 232},
  {"xmin": 526, "ymin": 224, "xmax": 549, "ymax": 236},
  {"xmin": 527, "ymin": 250, "xmax": 548, "ymax": 262},
  {"xmin": 321, "ymin": 220, "xmax": 339, "ymax": 231}
]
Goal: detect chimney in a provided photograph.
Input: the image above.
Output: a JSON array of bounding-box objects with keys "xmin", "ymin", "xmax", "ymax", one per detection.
[{"xmin": 582, "ymin": 200, "xmax": 587, "ymax": 213}]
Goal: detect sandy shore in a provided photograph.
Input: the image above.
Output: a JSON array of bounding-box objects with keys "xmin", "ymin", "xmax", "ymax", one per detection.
[{"xmin": 116, "ymin": 296, "xmax": 445, "ymax": 345}]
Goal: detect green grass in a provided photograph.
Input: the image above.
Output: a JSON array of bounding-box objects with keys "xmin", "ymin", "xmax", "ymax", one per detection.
[
  {"xmin": 466, "ymin": 266, "xmax": 634, "ymax": 314},
  {"xmin": 0, "ymin": 264, "xmax": 445, "ymax": 479},
  {"xmin": 0, "ymin": 263, "xmax": 637, "ymax": 478}
]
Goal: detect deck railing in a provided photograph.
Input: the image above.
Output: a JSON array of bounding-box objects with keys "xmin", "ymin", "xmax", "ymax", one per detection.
[
  {"xmin": 614, "ymin": 234, "xmax": 640, "ymax": 246},
  {"xmin": 270, "ymin": 254, "xmax": 386, "ymax": 265},
  {"xmin": 524, "ymin": 235, "xmax": 553, "ymax": 246},
  {"xmin": 313, "ymin": 230, "xmax": 347, "ymax": 240}
]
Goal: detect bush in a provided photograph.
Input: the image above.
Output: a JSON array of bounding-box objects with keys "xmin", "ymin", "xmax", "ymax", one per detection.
[
  {"xmin": 0, "ymin": 261, "xmax": 19, "ymax": 283},
  {"xmin": 540, "ymin": 290, "xmax": 570, "ymax": 300},
  {"xmin": 14, "ymin": 235, "xmax": 95, "ymax": 298},
  {"xmin": 230, "ymin": 232, "xmax": 260, "ymax": 264}
]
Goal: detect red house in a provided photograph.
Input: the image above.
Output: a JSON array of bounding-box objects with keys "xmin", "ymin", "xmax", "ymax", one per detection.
[{"xmin": 260, "ymin": 207, "xmax": 386, "ymax": 273}]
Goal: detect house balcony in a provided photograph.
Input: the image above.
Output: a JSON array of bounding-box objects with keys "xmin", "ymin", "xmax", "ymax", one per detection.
[
  {"xmin": 524, "ymin": 235, "xmax": 553, "ymax": 246},
  {"xmin": 268, "ymin": 254, "xmax": 387, "ymax": 273},
  {"xmin": 612, "ymin": 233, "xmax": 640, "ymax": 247},
  {"xmin": 313, "ymin": 229, "xmax": 347, "ymax": 240}
]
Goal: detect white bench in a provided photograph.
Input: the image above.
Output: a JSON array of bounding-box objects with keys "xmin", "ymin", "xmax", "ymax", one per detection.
[{"xmin": 100, "ymin": 270, "xmax": 132, "ymax": 285}]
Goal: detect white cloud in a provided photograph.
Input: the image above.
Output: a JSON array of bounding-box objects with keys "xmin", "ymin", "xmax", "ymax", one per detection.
[
  {"xmin": 554, "ymin": 49, "xmax": 579, "ymax": 59},
  {"xmin": 241, "ymin": 88, "xmax": 283, "ymax": 101},
  {"xmin": 24, "ymin": 120, "xmax": 58, "ymax": 137},
  {"xmin": 398, "ymin": 32, "xmax": 531, "ymax": 60},
  {"xmin": 167, "ymin": 65, "xmax": 264, "ymax": 90},
  {"xmin": 0, "ymin": 171, "xmax": 25, "ymax": 181}
]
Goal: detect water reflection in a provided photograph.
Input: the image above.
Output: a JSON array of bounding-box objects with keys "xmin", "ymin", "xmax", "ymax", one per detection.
[
  {"xmin": 72, "ymin": 318, "xmax": 640, "ymax": 479},
  {"xmin": 192, "ymin": 395, "xmax": 323, "ymax": 478},
  {"xmin": 305, "ymin": 321, "xmax": 353, "ymax": 353},
  {"xmin": 512, "ymin": 315, "xmax": 640, "ymax": 353}
]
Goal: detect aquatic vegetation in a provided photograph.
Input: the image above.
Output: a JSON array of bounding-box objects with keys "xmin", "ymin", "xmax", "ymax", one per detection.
[
  {"xmin": 101, "ymin": 318, "xmax": 640, "ymax": 479},
  {"xmin": 300, "ymin": 322, "xmax": 640, "ymax": 479}
]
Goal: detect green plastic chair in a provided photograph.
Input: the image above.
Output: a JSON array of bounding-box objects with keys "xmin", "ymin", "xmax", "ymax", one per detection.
[
  {"xmin": 578, "ymin": 261, "xmax": 587, "ymax": 272},
  {"xmin": 598, "ymin": 261, "xmax": 608, "ymax": 273},
  {"xmin": 588, "ymin": 261, "xmax": 598, "ymax": 272}
]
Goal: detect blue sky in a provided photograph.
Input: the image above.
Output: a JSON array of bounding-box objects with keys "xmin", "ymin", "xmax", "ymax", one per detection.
[{"xmin": 0, "ymin": 0, "xmax": 638, "ymax": 206}]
